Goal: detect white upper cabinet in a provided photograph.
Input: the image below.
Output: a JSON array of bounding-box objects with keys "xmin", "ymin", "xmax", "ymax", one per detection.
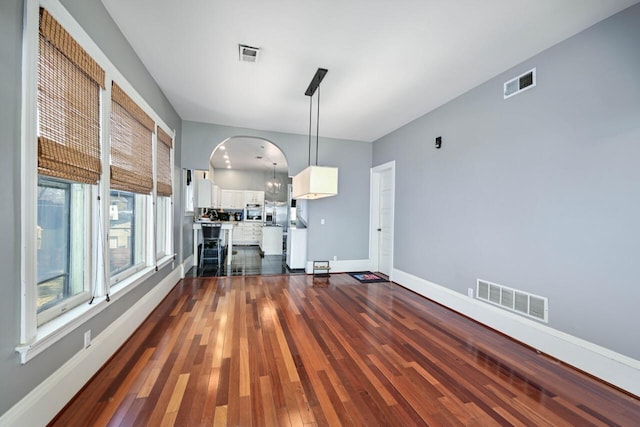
[
  {"xmin": 244, "ymin": 190, "xmax": 265, "ymax": 205},
  {"xmin": 212, "ymin": 185, "xmax": 221, "ymax": 208},
  {"xmin": 220, "ymin": 190, "xmax": 245, "ymax": 209},
  {"xmin": 196, "ymin": 179, "xmax": 212, "ymax": 207}
]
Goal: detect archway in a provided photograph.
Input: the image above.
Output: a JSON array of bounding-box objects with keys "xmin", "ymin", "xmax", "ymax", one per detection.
[{"xmin": 208, "ymin": 136, "xmax": 289, "ymax": 202}]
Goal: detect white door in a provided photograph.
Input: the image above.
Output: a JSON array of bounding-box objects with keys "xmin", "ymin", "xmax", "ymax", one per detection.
[{"xmin": 370, "ymin": 161, "xmax": 395, "ymax": 277}]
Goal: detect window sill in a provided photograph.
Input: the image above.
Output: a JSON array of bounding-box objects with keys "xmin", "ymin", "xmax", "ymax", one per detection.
[
  {"xmin": 16, "ymin": 263, "xmax": 159, "ymax": 364},
  {"xmin": 156, "ymin": 254, "xmax": 175, "ymax": 271}
]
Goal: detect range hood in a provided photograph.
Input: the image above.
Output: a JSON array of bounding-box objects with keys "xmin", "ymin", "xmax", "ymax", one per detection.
[{"xmin": 292, "ymin": 165, "xmax": 338, "ymax": 200}]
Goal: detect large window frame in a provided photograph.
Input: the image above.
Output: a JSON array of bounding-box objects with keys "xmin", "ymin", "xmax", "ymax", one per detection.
[
  {"xmin": 19, "ymin": 0, "xmax": 175, "ymax": 364},
  {"xmin": 36, "ymin": 177, "xmax": 92, "ymax": 325}
]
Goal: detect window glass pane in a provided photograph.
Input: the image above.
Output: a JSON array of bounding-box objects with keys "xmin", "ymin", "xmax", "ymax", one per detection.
[
  {"xmin": 156, "ymin": 196, "xmax": 168, "ymax": 257},
  {"xmin": 37, "ymin": 177, "xmax": 87, "ymax": 314},
  {"xmin": 110, "ymin": 190, "xmax": 146, "ymax": 275}
]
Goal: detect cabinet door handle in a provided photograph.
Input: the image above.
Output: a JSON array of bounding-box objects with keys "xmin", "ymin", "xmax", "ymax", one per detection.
[{"xmin": 377, "ymin": 228, "xmax": 382, "ymax": 232}]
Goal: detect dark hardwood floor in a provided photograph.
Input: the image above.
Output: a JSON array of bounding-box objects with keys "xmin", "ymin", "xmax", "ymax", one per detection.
[{"xmin": 50, "ymin": 274, "xmax": 640, "ymax": 426}]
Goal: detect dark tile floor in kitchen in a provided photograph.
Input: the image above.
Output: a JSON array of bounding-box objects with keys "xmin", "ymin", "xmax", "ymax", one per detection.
[{"xmin": 186, "ymin": 245, "xmax": 305, "ymax": 277}]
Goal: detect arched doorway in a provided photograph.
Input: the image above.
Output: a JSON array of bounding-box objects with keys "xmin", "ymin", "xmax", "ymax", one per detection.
[
  {"xmin": 191, "ymin": 136, "xmax": 298, "ymax": 277},
  {"xmin": 209, "ymin": 136, "xmax": 289, "ymax": 202}
]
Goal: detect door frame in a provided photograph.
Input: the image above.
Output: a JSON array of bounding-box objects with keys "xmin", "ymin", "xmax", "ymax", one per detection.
[{"xmin": 369, "ymin": 160, "xmax": 395, "ymax": 279}]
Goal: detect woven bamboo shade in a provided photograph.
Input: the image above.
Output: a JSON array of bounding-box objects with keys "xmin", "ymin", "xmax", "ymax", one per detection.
[
  {"xmin": 156, "ymin": 127, "xmax": 172, "ymax": 197},
  {"xmin": 110, "ymin": 82, "xmax": 154, "ymax": 194},
  {"xmin": 37, "ymin": 8, "xmax": 104, "ymax": 184}
]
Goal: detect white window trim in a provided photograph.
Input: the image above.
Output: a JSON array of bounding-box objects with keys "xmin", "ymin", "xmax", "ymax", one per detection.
[
  {"xmin": 19, "ymin": 0, "xmax": 176, "ymax": 362},
  {"xmin": 35, "ymin": 179, "xmax": 94, "ymax": 327}
]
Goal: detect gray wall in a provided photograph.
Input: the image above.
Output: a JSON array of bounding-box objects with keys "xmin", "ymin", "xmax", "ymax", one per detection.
[
  {"xmin": 1, "ymin": 0, "xmax": 183, "ymax": 416},
  {"xmin": 212, "ymin": 170, "xmax": 291, "ymax": 203},
  {"xmin": 1, "ymin": 0, "xmax": 25, "ymax": 415},
  {"xmin": 373, "ymin": 4, "xmax": 640, "ymax": 360},
  {"xmin": 182, "ymin": 121, "xmax": 372, "ymax": 261}
]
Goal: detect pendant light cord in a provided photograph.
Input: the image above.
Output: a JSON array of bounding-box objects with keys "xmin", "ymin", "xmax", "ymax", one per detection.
[
  {"xmin": 308, "ymin": 95, "xmax": 312, "ymax": 167},
  {"xmin": 315, "ymin": 86, "xmax": 320, "ymax": 166}
]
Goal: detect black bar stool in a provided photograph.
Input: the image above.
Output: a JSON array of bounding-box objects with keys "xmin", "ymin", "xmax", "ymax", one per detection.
[{"xmin": 199, "ymin": 223, "xmax": 223, "ymax": 271}]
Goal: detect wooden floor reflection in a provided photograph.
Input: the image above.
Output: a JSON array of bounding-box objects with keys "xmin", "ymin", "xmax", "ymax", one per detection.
[{"xmin": 51, "ymin": 274, "xmax": 640, "ymax": 426}]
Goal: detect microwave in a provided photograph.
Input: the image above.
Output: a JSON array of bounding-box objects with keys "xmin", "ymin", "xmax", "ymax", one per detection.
[{"xmin": 245, "ymin": 204, "xmax": 263, "ymax": 221}]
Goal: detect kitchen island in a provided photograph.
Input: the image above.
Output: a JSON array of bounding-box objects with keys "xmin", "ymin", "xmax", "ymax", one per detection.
[
  {"xmin": 193, "ymin": 221, "xmax": 234, "ymax": 267},
  {"xmin": 260, "ymin": 225, "xmax": 283, "ymax": 255}
]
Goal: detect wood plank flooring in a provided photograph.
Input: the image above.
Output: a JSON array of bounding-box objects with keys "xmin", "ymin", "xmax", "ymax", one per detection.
[{"xmin": 50, "ymin": 274, "xmax": 640, "ymax": 426}]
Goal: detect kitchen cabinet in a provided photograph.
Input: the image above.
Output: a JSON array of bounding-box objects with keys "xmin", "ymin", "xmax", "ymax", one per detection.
[
  {"xmin": 243, "ymin": 222, "xmax": 262, "ymax": 244},
  {"xmin": 260, "ymin": 226, "xmax": 283, "ymax": 255},
  {"xmin": 244, "ymin": 190, "xmax": 265, "ymax": 206},
  {"xmin": 196, "ymin": 179, "xmax": 221, "ymax": 208},
  {"xmin": 212, "ymin": 184, "xmax": 221, "ymax": 208},
  {"xmin": 196, "ymin": 179, "xmax": 212, "ymax": 207},
  {"xmin": 220, "ymin": 190, "xmax": 245, "ymax": 209},
  {"xmin": 231, "ymin": 221, "xmax": 262, "ymax": 245},
  {"xmin": 221, "ymin": 189, "xmax": 265, "ymax": 209},
  {"xmin": 286, "ymin": 227, "xmax": 307, "ymax": 269}
]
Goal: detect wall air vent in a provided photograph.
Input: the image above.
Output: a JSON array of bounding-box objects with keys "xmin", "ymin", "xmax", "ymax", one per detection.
[
  {"xmin": 504, "ymin": 68, "xmax": 536, "ymax": 99},
  {"xmin": 477, "ymin": 278, "xmax": 548, "ymax": 322},
  {"xmin": 239, "ymin": 44, "xmax": 260, "ymax": 63}
]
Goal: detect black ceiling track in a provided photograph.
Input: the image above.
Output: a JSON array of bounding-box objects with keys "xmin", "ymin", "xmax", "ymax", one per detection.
[{"xmin": 304, "ymin": 68, "xmax": 328, "ymax": 97}]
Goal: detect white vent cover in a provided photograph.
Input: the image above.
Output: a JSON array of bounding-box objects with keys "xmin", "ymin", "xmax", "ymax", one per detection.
[
  {"xmin": 477, "ymin": 278, "xmax": 548, "ymax": 322},
  {"xmin": 504, "ymin": 68, "xmax": 536, "ymax": 99},
  {"xmin": 239, "ymin": 44, "xmax": 260, "ymax": 63}
]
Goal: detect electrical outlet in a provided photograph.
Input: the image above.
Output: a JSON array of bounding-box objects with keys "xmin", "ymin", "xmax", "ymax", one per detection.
[
  {"xmin": 320, "ymin": 218, "xmax": 325, "ymax": 225},
  {"xmin": 467, "ymin": 288, "xmax": 474, "ymax": 298},
  {"xmin": 84, "ymin": 330, "xmax": 91, "ymax": 349},
  {"xmin": 333, "ymin": 255, "xmax": 337, "ymax": 261}
]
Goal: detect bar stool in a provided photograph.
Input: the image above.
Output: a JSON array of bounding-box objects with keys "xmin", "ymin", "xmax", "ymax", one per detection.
[{"xmin": 199, "ymin": 223, "xmax": 223, "ymax": 271}]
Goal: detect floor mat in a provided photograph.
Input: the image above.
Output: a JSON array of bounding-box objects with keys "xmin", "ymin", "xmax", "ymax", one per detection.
[{"xmin": 347, "ymin": 271, "xmax": 388, "ymax": 283}]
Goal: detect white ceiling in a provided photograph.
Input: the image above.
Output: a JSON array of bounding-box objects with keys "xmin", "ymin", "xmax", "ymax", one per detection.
[
  {"xmin": 102, "ymin": 0, "xmax": 638, "ymax": 144},
  {"xmin": 210, "ymin": 137, "xmax": 288, "ymax": 174}
]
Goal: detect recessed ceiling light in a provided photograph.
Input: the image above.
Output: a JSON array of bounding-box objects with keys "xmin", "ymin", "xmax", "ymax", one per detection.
[
  {"xmin": 225, "ymin": 159, "xmax": 230, "ymax": 164},
  {"xmin": 227, "ymin": 165, "xmax": 231, "ymax": 169},
  {"xmin": 219, "ymin": 146, "xmax": 226, "ymax": 150},
  {"xmin": 224, "ymin": 154, "xmax": 229, "ymax": 159}
]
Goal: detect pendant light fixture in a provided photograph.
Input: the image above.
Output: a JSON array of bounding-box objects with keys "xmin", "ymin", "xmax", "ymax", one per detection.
[
  {"xmin": 266, "ymin": 162, "xmax": 282, "ymax": 195},
  {"xmin": 292, "ymin": 68, "xmax": 338, "ymax": 200}
]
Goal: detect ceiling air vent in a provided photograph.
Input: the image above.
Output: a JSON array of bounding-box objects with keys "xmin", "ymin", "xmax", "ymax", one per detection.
[
  {"xmin": 477, "ymin": 278, "xmax": 548, "ymax": 322},
  {"xmin": 239, "ymin": 44, "xmax": 260, "ymax": 63},
  {"xmin": 504, "ymin": 68, "xmax": 536, "ymax": 99}
]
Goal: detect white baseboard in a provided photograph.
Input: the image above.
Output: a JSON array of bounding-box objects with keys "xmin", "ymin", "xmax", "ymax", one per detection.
[
  {"xmin": 305, "ymin": 259, "xmax": 371, "ymax": 274},
  {"xmin": 393, "ymin": 268, "xmax": 640, "ymax": 397},
  {"xmin": 182, "ymin": 254, "xmax": 194, "ymax": 277},
  {"xmin": 0, "ymin": 267, "xmax": 182, "ymax": 427}
]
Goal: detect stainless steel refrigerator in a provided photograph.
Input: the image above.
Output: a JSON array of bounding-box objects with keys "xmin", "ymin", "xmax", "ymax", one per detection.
[{"xmin": 264, "ymin": 201, "xmax": 289, "ymax": 231}]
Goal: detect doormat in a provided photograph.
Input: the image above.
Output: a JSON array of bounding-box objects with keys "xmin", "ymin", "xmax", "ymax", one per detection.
[{"xmin": 348, "ymin": 271, "xmax": 388, "ymax": 283}]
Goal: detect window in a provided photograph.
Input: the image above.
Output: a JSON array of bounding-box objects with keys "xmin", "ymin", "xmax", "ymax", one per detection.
[
  {"xmin": 35, "ymin": 7, "xmax": 103, "ymax": 326},
  {"xmin": 20, "ymin": 3, "xmax": 175, "ymax": 361},
  {"xmin": 109, "ymin": 190, "xmax": 146, "ymax": 278},
  {"xmin": 156, "ymin": 127, "xmax": 173, "ymax": 259},
  {"xmin": 109, "ymin": 82, "xmax": 154, "ymax": 280},
  {"xmin": 184, "ymin": 170, "xmax": 194, "ymax": 214},
  {"xmin": 156, "ymin": 196, "xmax": 170, "ymax": 258},
  {"xmin": 37, "ymin": 177, "xmax": 90, "ymax": 325}
]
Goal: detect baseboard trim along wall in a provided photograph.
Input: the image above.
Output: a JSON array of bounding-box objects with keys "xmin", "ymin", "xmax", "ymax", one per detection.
[
  {"xmin": 0, "ymin": 267, "xmax": 182, "ymax": 427},
  {"xmin": 181, "ymin": 254, "xmax": 194, "ymax": 277},
  {"xmin": 305, "ymin": 259, "xmax": 371, "ymax": 274},
  {"xmin": 392, "ymin": 268, "xmax": 640, "ymax": 397}
]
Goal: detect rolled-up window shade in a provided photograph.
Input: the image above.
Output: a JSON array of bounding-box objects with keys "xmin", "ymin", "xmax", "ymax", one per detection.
[
  {"xmin": 37, "ymin": 8, "xmax": 104, "ymax": 184},
  {"xmin": 156, "ymin": 127, "xmax": 173, "ymax": 197},
  {"xmin": 110, "ymin": 83, "xmax": 154, "ymax": 194}
]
